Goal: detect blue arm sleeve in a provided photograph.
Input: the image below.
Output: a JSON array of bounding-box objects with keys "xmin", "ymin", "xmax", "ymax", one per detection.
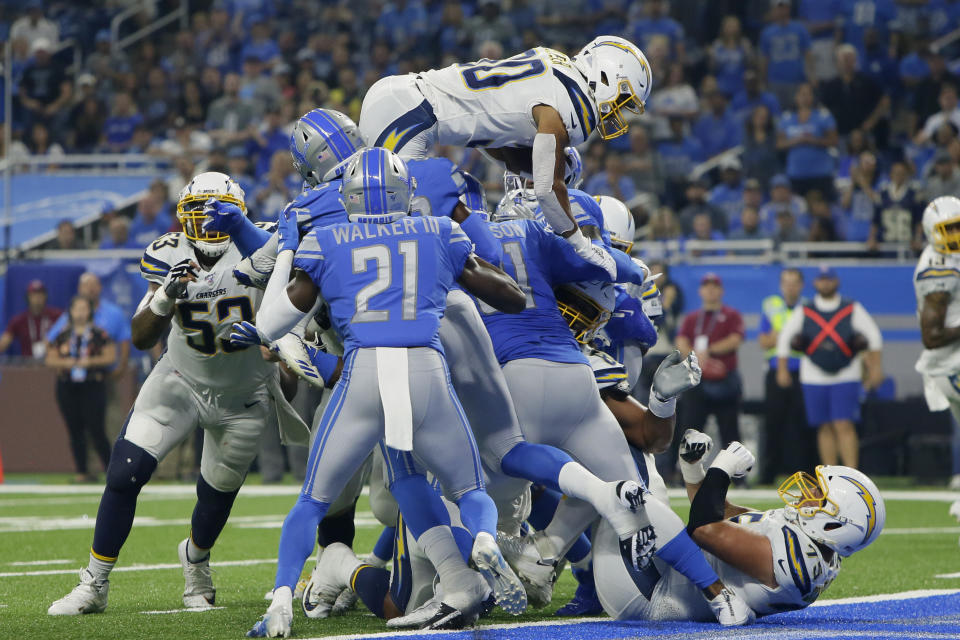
[
  {"xmin": 305, "ymin": 344, "xmax": 341, "ymax": 387},
  {"xmin": 230, "ymin": 217, "xmax": 273, "ymax": 257},
  {"xmin": 610, "ymin": 248, "xmax": 647, "ymax": 285},
  {"xmin": 458, "ymin": 213, "xmax": 503, "ymax": 265}
]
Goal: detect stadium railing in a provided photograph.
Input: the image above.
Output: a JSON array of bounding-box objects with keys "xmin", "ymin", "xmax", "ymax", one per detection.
[
  {"xmin": 637, "ymin": 239, "xmax": 915, "ymax": 264},
  {"xmin": 110, "ymin": 0, "xmax": 190, "ymax": 53}
]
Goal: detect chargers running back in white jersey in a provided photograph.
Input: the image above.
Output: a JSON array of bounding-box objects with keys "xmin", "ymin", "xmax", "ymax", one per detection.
[
  {"xmin": 914, "ymin": 245, "xmax": 960, "ymax": 376},
  {"xmin": 416, "ymin": 47, "xmax": 598, "ymax": 149},
  {"xmin": 140, "ymin": 232, "xmax": 273, "ymax": 392},
  {"xmin": 594, "ymin": 505, "xmax": 840, "ymax": 621}
]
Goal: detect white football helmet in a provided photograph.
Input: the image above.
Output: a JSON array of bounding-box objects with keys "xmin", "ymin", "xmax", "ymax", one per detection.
[
  {"xmin": 555, "ymin": 280, "xmax": 616, "ymax": 344},
  {"xmin": 778, "ymin": 465, "xmax": 885, "ymax": 557},
  {"xmin": 177, "ymin": 171, "xmax": 246, "ymax": 258},
  {"xmin": 573, "ymin": 36, "xmax": 652, "ymax": 140},
  {"xmin": 597, "ymin": 195, "xmax": 635, "ymax": 253},
  {"xmin": 922, "ymin": 196, "xmax": 960, "ymax": 254}
]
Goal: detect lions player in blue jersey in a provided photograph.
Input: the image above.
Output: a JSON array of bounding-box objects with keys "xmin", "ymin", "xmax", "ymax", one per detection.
[{"xmin": 244, "ymin": 148, "xmax": 528, "ymax": 638}]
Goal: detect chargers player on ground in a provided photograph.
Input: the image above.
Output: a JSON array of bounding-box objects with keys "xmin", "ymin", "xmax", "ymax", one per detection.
[
  {"xmin": 49, "ymin": 173, "xmax": 305, "ymax": 616},
  {"xmin": 245, "ymin": 148, "xmax": 529, "ymax": 638},
  {"xmin": 359, "ymin": 37, "xmax": 652, "ymax": 284},
  {"xmin": 594, "ymin": 432, "xmax": 884, "ymax": 622}
]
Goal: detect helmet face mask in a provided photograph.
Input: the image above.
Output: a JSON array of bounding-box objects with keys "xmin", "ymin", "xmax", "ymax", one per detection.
[
  {"xmin": 555, "ymin": 282, "xmax": 615, "ymax": 344},
  {"xmin": 933, "ymin": 218, "xmax": 960, "ymax": 253},
  {"xmin": 597, "ymin": 195, "xmax": 635, "ymax": 254},
  {"xmin": 177, "ymin": 172, "xmax": 246, "ymax": 258},
  {"xmin": 597, "ymin": 78, "xmax": 645, "ymax": 139},
  {"xmin": 923, "ymin": 196, "xmax": 960, "ymax": 254}
]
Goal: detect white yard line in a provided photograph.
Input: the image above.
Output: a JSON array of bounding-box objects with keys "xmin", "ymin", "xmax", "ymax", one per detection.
[
  {"xmin": 141, "ymin": 606, "xmax": 226, "ymax": 614},
  {"xmin": 0, "ymin": 558, "xmax": 275, "ymax": 578},
  {"xmin": 6, "ymin": 559, "xmax": 73, "ymax": 566}
]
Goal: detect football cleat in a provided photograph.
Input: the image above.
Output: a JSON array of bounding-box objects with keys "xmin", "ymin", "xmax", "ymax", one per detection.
[
  {"xmin": 47, "ymin": 568, "xmax": 108, "ymax": 615},
  {"xmin": 302, "ymin": 543, "xmax": 351, "ymax": 619},
  {"xmin": 707, "ymin": 587, "xmax": 755, "ymax": 626},
  {"xmin": 178, "ymin": 539, "xmax": 215, "ymax": 609},
  {"xmin": 387, "ymin": 595, "xmax": 468, "ymax": 630},
  {"xmin": 496, "ymin": 530, "xmax": 556, "ymax": 609},
  {"xmin": 471, "ymin": 532, "xmax": 527, "ymax": 615},
  {"xmin": 599, "ymin": 480, "xmax": 645, "ymax": 539},
  {"xmin": 248, "ymin": 586, "xmax": 293, "ymax": 638},
  {"xmin": 555, "ymin": 568, "xmax": 603, "ymax": 617},
  {"xmin": 331, "ymin": 587, "xmax": 358, "ymax": 615}
]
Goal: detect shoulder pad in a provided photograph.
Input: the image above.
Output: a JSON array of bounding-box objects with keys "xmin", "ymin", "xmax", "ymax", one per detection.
[
  {"xmin": 587, "ymin": 348, "xmax": 629, "ymax": 391},
  {"xmin": 140, "ymin": 232, "xmax": 187, "ymax": 283}
]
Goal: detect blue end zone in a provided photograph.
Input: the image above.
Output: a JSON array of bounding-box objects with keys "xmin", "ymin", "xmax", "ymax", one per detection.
[{"xmin": 321, "ymin": 591, "xmax": 960, "ymax": 640}]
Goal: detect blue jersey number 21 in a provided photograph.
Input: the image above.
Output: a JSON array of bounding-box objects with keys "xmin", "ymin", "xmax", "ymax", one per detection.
[{"xmin": 460, "ymin": 50, "xmax": 545, "ymax": 91}]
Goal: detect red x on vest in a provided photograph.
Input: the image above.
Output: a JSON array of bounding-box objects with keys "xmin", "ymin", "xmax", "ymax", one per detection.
[{"xmin": 803, "ymin": 304, "xmax": 854, "ymax": 357}]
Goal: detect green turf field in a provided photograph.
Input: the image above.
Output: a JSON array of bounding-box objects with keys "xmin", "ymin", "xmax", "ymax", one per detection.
[{"xmin": 2, "ymin": 477, "xmax": 959, "ymax": 640}]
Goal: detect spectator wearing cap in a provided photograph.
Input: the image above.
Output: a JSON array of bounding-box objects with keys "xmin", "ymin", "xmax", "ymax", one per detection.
[
  {"xmin": 99, "ymin": 216, "xmax": 139, "ymax": 250},
  {"xmin": 729, "ymin": 69, "xmax": 781, "ymax": 126},
  {"xmin": 759, "ymin": 0, "xmax": 814, "ymax": 109},
  {"xmin": 729, "ymin": 206, "xmax": 769, "ymax": 240},
  {"xmin": 10, "ymin": 0, "xmax": 58, "ymax": 50},
  {"xmin": 924, "ymin": 150, "xmax": 960, "ymax": 202},
  {"xmin": 102, "ymin": 92, "xmax": 143, "ymax": 153},
  {"xmin": 17, "ymin": 37, "xmax": 72, "ymax": 130},
  {"xmin": 742, "ymin": 104, "xmax": 781, "ymax": 189},
  {"xmin": 840, "ymin": 151, "xmax": 881, "ymax": 242},
  {"xmin": 692, "ymin": 88, "xmax": 741, "ymax": 159},
  {"xmin": 583, "ymin": 154, "xmax": 639, "ymax": 203},
  {"xmin": 819, "ymin": 45, "xmax": 890, "ymax": 147},
  {"xmin": 776, "ymin": 83, "xmax": 839, "ymax": 200},
  {"xmin": 679, "ymin": 177, "xmax": 727, "ymax": 235},
  {"xmin": 0, "ymin": 280, "xmax": 61, "ymax": 359},
  {"xmin": 67, "ymin": 74, "xmax": 104, "ymax": 152},
  {"xmin": 676, "ymin": 273, "xmax": 745, "ymax": 453},
  {"xmin": 915, "ymin": 84, "xmax": 960, "ymax": 145},
  {"xmin": 129, "ymin": 194, "xmax": 174, "ymax": 248},
  {"xmin": 776, "ymin": 267, "xmax": 883, "ymax": 469},
  {"xmin": 708, "ymin": 15, "xmax": 753, "ymax": 98},
  {"xmin": 759, "ymin": 174, "xmax": 809, "ymax": 234},
  {"xmin": 708, "ymin": 157, "xmax": 745, "ymax": 228},
  {"xmin": 758, "ymin": 268, "xmax": 811, "ymax": 481}
]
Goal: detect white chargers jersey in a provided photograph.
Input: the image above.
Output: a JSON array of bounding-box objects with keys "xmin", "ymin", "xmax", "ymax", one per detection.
[
  {"xmin": 914, "ymin": 245, "xmax": 960, "ymax": 376},
  {"xmin": 588, "ymin": 348, "xmax": 631, "ymax": 396},
  {"xmin": 594, "ymin": 506, "xmax": 840, "ymax": 621},
  {"xmin": 140, "ymin": 232, "xmax": 274, "ymax": 393},
  {"xmin": 417, "ymin": 47, "xmax": 598, "ymax": 149}
]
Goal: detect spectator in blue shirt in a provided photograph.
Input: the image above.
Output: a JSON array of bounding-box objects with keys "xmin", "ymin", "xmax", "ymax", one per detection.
[
  {"xmin": 250, "ymin": 106, "xmax": 288, "ymax": 178},
  {"xmin": 240, "ymin": 21, "xmax": 280, "ymax": 66},
  {"xmin": 583, "ymin": 153, "xmax": 638, "ymax": 203},
  {"xmin": 840, "ymin": 150, "xmax": 882, "ymax": 242},
  {"xmin": 46, "ymin": 272, "xmax": 131, "ymax": 378},
  {"xmin": 679, "ymin": 177, "xmax": 728, "ymax": 235},
  {"xmin": 375, "ymin": 0, "xmax": 429, "ymax": 54},
  {"xmin": 128, "ymin": 194, "xmax": 174, "ymax": 248},
  {"xmin": 776, "ymin": 83, "xmax": 839, "ymax": 200},
  {"xmin": 838, "ymin": 0, "xmax": 898, "ymax": 62},
  {"xmin": 759, "ymin": 174, "xmax": 811, "ymax": 234},
  {"xmin": 625, "ymin": 0, "xmax": 685, "ymax": 62},
  {"xmin": 692, "ymin": 88, "xmax": 741, "ymax": 158},
  {"xmin": 685, "ymin": 212, "xmax": 726, "ymax": 257},
  {"xmin": 729, "ymin": 69, "xmax": 781, "ymax": 126},
  {"xmin": 759, "ymin": 0, "xmax": 813, "ymax": 109},
  {"xmin": 103, "ymin": 92, "xmax": 143, "ymax": 153},
  {"xmin": 658, "ymin": 116, "xmax": 705, "ymax": 206},
  {"xmin": 227, "ymin": 149, "xmax": 256, "ymax": 198},
  {"xmin": 709, "ymin": 157, "xmax": 745, "ymax": 229},
  {"xmin": 709, "ymin": 15, "xmax": 753, "ymax": 98},
  {"xmin": 742, "ymin": 103, "xmax": 782, "ymax": 190},
  {"xmin": 99, "ymin": 217, "xmax": 140, "ymax": 250}
]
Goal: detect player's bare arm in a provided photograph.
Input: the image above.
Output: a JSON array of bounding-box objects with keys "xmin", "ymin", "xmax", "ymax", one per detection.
[
  {"xmin": 604, "ymin": 394, "xmax": 674, "ymax": 454},
  {"xmin": 458, "ymin": 255, "xmax": 526, "ymax": 313},
  {"xmin": 692, "ymin": 521, "xmax": 777, "ymax": 589},
  {"xmin": 920, "ymin": 291, "xmax": 960, "ymax": 349}
]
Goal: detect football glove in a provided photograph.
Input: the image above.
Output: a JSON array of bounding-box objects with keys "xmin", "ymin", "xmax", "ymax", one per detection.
[
  {"xmin": 202, "ymin": 197, "xmax": 244, "ymax": 233},
  {"xmin": 710, "ymin": 442, "xmax": 756, "ymax": 479},
  {"xmin": 163, "ymin": 259, "xmax": 198, "ymax": 299},
  {"xmin": 230, "ymin": 320, "xmax": 266, "ymax": 348},
  {"xmin": 679, "ymin": 429, "xmax": 713, "ymax": 464},
  {"xmin": 277, "ymin": 204, "xmax": 301, "ymax": 253},
  {"xmin": 651, "ymin": 350, "xmax": 701, "ymax": 401}
]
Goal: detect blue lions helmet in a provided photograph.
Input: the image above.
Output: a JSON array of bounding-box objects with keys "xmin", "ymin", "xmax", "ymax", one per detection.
[
  {"xmin": 340, "ymin": 148, "xmax": 414, "ymax": 224},
  {"xmin": 290, "ymin": 109, "xmax": 366, "ymax": 187},
  {"xmin": 459, "ymin": 171, "xmax": 489, "ymax": 221},
  {"xmin": 564, "ymin": 146, "xmax": 584, "ymax": 189}
]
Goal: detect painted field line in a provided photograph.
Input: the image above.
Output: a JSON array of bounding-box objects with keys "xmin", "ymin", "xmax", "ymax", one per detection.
[
  {"xmin": 141, "ymin": 606, "xmax": 226, "ymax": 614},
  {"xmin": 6, "ymin": 559, "xmax": 73, "ymax": 566},
  {"xmin": 0, "ymin": 558, "xmax": 275, "ymax": 578}
]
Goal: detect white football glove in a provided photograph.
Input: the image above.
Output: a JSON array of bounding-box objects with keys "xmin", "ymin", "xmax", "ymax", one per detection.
[
  {"xmin": 710, "ymin": 442, "xmax": 756, "ymax": 479},
  {"xmin": 678, "ymin": 429, "xmax": 713, "ymax": 485}
]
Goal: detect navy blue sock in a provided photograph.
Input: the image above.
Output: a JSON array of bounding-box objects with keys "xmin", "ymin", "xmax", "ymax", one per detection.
[
  {"xmin": 350, "ymin": 565, "xmax": 390, "ymax": 618},
  {"xmin": 501, "ymin": 442, "xmax": 571, "ymax": 493},
  {"xmin": 389, "ymin": 473, "xmax": 450, "ymax": 539},
  {"xmin": 275, "ymin": 494, "xmax": 329, "ymax": 590},
  {"xmin": 528, "ymin": 485, "xmax": 562, "ymax": 530},
  {"xmin": 572, "ymin": 564, "xmax": 596, "ymax": 595},
  {"xmin": 456, "ymin": 488, "xmax": 497, "ymax": 537},
  {"xmin": 655, "ymin": 529, "xmax": 720, "ymax": 590},
  {"xmin": 91, "ymin": 439, "xmax": 157, "ymax": 559},
  {"xmin": 317, "ymin": 501, "xmax": 357, "ymax": 548},
  {"xmin": 190, "ymin": 475, "xmax": 239, "ymax": 550},
  {"xmin": 566, "ymin": 532, "xmax": 591, "ymax": 563},
  {"xmin": 372, "ymin": 526, "xmax": 396, "ymax": 564}
]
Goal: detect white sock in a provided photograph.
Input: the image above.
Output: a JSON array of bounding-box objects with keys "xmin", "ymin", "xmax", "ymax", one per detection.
[
  {"xmin": 187, "ymin": 538, "xmax": 210, "ymax": 564},
  {"xmin": 417, "ymin": 525, "xmax": 474, "ymax": 589},
  {"xmin": 558, "ymin": 462, "xmax": 639, "ymax": 538},
  {"xmin": 87, "ymin": 553, "xmax": 115, "ymax": 584},
  {"xmin": 332, "ymin": 546, "xmax": 363, "ymax": 587},
  {"xmin": 542, "ymin": 497, "xmax": 597, "ymax": 559}
]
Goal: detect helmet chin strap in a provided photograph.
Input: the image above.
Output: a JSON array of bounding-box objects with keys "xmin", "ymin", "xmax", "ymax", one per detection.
[{"xmin": 192, "ymin": 239, "xmax": 230, "ymax": 260}]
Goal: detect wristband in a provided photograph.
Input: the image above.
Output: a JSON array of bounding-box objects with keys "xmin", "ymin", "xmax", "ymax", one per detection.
[
  {"xmin": 679, "ymin": 459, "xmax": 706, "ymax": 485},
  {"xmin": 149, "ymin": 286, "xmax": 175, "ymax": 316},
  {"xmin": 647, "ymin": 391, "xmax": 676, "ymax": 418}
]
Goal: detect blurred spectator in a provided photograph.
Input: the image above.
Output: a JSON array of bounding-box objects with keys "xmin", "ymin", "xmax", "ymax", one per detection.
[
  {"xmin": 138, "ymin": 67, "xmax": 174, "ymax": 131},
  {"xmin": 773, "ymin": 208, "xmax": 808, "ymax": 243},
  {"xmin": 677, "ymin": 273, "xmax": 744, "ymax": 450},
  {"xmin": 10, "ymin": 0, "xmax": 58, "ymax": 47},
  {"xmin": 625, "ymin": 0, "xmax": 685, "ymax": 62},
  {"xmin": 9, "ymin": 121, "xmax": 64, "ymax": 166},
  {"xmin": 924, "ymin": 150, "xmax": 960, "ymax": 201},
  {"xmin": 776, "ymin": 83, "xmax": 838, "ymax": 200},
  {"xmin": 759, "ymin": 0, "xmax": 813, "ymax": 109},
  {"xmin": 103, "ymin": 92, "xmax": 144, "ymax": 153},
  {"xmin": 227, "ymin": 148, "xmax": 256, "ymax": 196},
  {"xmin": 45, "ymin": 295, "xmax": 115, "ymax": 483},
  {"xmin": 679, "ymin": 177, "xmax": 727, "ymax": 235},
  {"xmin": 648, "ymin": 206, "xmax": 683, "ymax": 241},
  {"xmin": 709, "ymin": 15, "xmax": 753, "ymax": 98},
  {"xmin": 206, "ymin": 72, "xmax": 256, "ymax": 150},
  {"xmin": 776, "ymin": 266, "xmax": 884, "ymax": 469},
  {"xmin": 583, "ymin": 154, "xmax": 638, "ymax": 203},
  {"xmin": 178, "ymin": 78, "xmax": 209, "ymax": 127},
  {"xmin": 819, "ymin": 45, "xmax": 889, "ymax": 147},
  {"xmin": 0, "ymin": 280, "xmax": 61, "ymax": 358},
  {"xmin": 808, "ymin": 190, "xmax": 844, "ymax": 242},
  {"xmin": 915, "ymin": 83, "xmax": 960, "ymax": 145},
  {"xmin": 657, "ymin": 116, "xmax": 704, "ymax": 206},
  {"xmin": 759, "ymin": 174, "xmax": 809, "ymax": 234},
  {"xmin": 251, "ymin": 107, "xmax": 289, "ymax": 178},
  {"xmin": 648, "ymin": 63, "xmax": 699, "ymax": 129},
  {"xmin": 129, "ymin": 195, "xmax": 174, "ymax": 247},
  {"xmin": 742, "ymin": 104, "xmax": 781, "ymax": 189},
  {"xmin": 867, "ymin": 161, "xmax": 923, "ymax": 251},
  {"xmin": 913, "ymin": 50, "xmax": 959, "ymax": 127},
  {"xmin": 837, "ymin": 128, "xmax": 873, "ymax": 178},
  {"xmin": 692, "ymin": 88, "xmax": 740, "ymax": 158},
  {"xmin": 67, "ymin": 75, "xmax": 105, "ymax": 152},
  {"xmin": 238, "ymin": 53, "xmax": 278, "ymax": 117},
  {"xmin": 47, "ymin": 273, "xmax": 131, "ymax": 379},
  {"xmin": 729, "ymin": 69, "xmax": 781, "ymax": 126},
  {"xmin": 837, "ymin": 0, "xmax": 897, "ymax": 63},
  {"xmin": 253, "ymin": 150, "xmax": 300, "ymax": 221},
  {"xmin": 709, "ymin": 157, "xmax": 746, "ymax": 228},
  {"xmin": 17, "ymin": 37, "xmax": 71, "ymax": 130},
  {"xmin": 55, "ymin": 219, "xmax": 80, "ymax": 250},
  {"xmin": 375, "ymin": 0, "xmax": 429, "ymax": 55},
  {"xmin": 688, "ymin": 211, "xmax": 724, "ymax": 242},
  {"xmin": 466, "ymin": 1, "xmax": 518, "ymax": 56},
  {"xmin": 729, "ymin": 206, "xmax": 768, "ymax": 240},
  {"xmin": 840, "ymin": 151, "xmax": 881, "ymax": 242},
  {"xmin": 622, "ymin": 126, "xmax": 665, "ymax": 201},
  {"xmin": 758, "ymin": 267, "xmax": 812, "ymax": 482},
  {"xmin": 152, "ymin": 117, "xmax": 213, "ymax": 161},
  {"xmin": 798, "ymin": 0, "xmax": 840, "ymax": 80},
  {"xmin": 242, "ymin": 21, "xmax": 281, "ymax": 66},
  {"xmin": 99, "ymin": 216, "xmax": 140, "ymax": 250}
]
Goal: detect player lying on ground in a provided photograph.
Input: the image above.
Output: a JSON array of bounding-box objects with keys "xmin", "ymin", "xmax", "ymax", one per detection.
[
  {"xmin": 594, "ymin": 432, "xmax": 885, "ymax": 620},
  {"xmin": 48, "ymin": 172, "xmax": 308, "ymax": 616}
]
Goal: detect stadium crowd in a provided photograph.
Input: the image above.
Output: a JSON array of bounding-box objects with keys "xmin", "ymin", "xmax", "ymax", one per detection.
[{"xmin": 4, "ymin": 0, "xmax": 960, "ymax": 249}]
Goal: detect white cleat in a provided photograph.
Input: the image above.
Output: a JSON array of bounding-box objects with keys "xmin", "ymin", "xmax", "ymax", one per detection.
[
  {"xmin": 248, "ymin": 586, "xmax": 293, "ymax": 638},
  {"xmin": 471, "ymin": 532, "xmax": 527, "ymax": 615},
  {"xmin": 178, "ymin": 539, "xmax": 215, "ymax": 609},
  {"xmin": 496, "ymin": 530, "xmax": 557, "ymax": 609},
  {"xmin": 707, "ymin": 587, "xmax": 754, "ymax": 626},
  {"xmin": 302, "ymin": 542, "xmax": 352, "ymax": 619},
  {"xmin": 48, "ymin": 569, "xmax": 109, "ymax": 615}
]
